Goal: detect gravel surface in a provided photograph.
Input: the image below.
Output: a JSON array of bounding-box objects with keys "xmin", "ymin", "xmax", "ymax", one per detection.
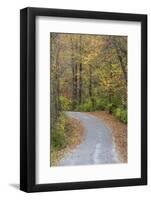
[{"xmin": 59, "ymin": 112, "xmax": 120, "ymax": 166}]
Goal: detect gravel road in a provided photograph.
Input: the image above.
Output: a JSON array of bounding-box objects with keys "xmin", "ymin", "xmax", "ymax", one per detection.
[{"xmin": 59, "ymin": 112, "xmax": 119, "ymax": 166}]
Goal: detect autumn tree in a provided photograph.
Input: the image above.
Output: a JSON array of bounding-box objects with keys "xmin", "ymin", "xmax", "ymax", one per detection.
[{"xmin": 50, "ymin": 33, "xmax": 127, "ymax": 124}]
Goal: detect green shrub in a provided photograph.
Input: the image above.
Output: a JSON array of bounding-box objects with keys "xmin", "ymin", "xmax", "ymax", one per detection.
[
  {"xmin": 51, "ymin": 113, "xmax": 68, "ymax": 150},
  {"xmin": 76, "ymin": 98, "xmax": 109, "ymax": 112},
  {"xmin": 120, "ymin": 109, "xmax": 127, "ymax": 123},
  {"xmin": 114, "ymin": 108, "xmax": 121, "ymax": 118},
  {"xmin": 73, "ymin": 97, "xmax": 127, "ymax": 123},
  {"xmin": 105, "ymin": 103, "xmax": 113, "ymax": 113},
  {"xmin": 114, "ymin": 108, "xmax": 127, "ymax": 123},
  {"xmin": 59, "ymin": 96, "xmax": 71, "ymax": 111},
  {"xmin": 72, "ymin": 99, "xmax": 78, "ymax": 110},
  {"xmin": 77, "ymin": 100, "xmax": 93, "ymax": 112},
  {"xmin": 95, "ymin": 99, "xmax": 107, "ymax": 110}
]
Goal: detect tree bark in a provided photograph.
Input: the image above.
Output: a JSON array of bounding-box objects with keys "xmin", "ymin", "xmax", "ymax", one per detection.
[
  {"xmin": 79, "ymin": 35, "xmax": 83, "ymax": 104},
  {"xmin": 89, "ymin": 65, "xmax": 92, "ymax": 98},
  {"xmin": 71, "ymin": 37, "xmax": 75, "ymax": 102}
]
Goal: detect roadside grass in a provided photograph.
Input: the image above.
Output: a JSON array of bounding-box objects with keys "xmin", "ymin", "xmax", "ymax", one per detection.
[
  {"xmin": 87, "ymin": 111, "xmax": 127, "ymax": 163},
  {"xmin": 50, "ymin": 113, "xmax": 85, "ymax": 166}
]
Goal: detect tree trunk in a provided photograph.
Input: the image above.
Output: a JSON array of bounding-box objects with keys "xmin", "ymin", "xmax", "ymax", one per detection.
[
  {"xmin": 53, "ymin": 34, "xmax": 61, "ymax": 118},
  {"xmin": 89, "ymin": 65, "xmax": 92, "ymax": 98},
  {"xmin": 75, "ymin": 62, "xmax": 78, "ymax": 100},
  {"xmin": 71, "ymin": 37, "xmax": 75, "ymax": 103},
  {"xmin": 79, "ymin": 35, "xmax": 83, "ymax": 104},
  {"xmin": 108, "ymin": 63, "xmax": 113, "ymax": 114}
]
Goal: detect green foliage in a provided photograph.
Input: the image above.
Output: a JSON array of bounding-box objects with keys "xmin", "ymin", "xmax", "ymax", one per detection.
[
  {"xmin": 72, "ymin": 100, "xmax": 78, "ymax": 110},
  {"xmin": 114, "ymin": 108, "xmax": 127, "ymax": 123},
  {"xmin": 76, "ymin": 98, "xmax": 108, "ymax": 112},
  {"xmin": 95, "ymin": 99, "xmax": 107, "ymax": 110},
  {"xmin": 59, "ymin": 96, "xmax": 71, "ymax": 111},
  {"xmin": 74, "ymin": 97, "xmax": 127, "ymax": 124},
  {"xmin": 77, "ymin": 100, "xmax": 93, "ymax": 112},
  {"xmin": 51, "ymin": 113, "xmax": 68, "ymax": 150},
  {"xmin": 105, "ymin": 103, "xmax": 113, "ymax": 112}
]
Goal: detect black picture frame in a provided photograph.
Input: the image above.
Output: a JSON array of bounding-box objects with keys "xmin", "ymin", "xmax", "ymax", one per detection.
[{"xmin": 20, "ymin": 7, "xmax": 147, "ymax": 192}]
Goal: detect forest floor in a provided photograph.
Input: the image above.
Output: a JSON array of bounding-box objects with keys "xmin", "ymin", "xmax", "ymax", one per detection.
[
  {"xmin": 87, "ymin": 111, "xmax": 127, "ymax": 163},
  {"xmin": 51, "ymin": 116, "xmax": 85, "ymax": 166},
  {"xmin": 58, "ymin": 112, "xmax": 120, "ymax": 166}
]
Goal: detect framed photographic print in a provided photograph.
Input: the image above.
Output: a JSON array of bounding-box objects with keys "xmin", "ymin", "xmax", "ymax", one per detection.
[{"xmin": 20, "ymin": 7, "xmax": 147, "ymax": 192}]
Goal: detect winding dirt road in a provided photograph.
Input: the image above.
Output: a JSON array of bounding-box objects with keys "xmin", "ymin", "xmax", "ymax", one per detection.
[{"xmin": 59, "ymin": 112, "xmax": 120, "ymax": 166}]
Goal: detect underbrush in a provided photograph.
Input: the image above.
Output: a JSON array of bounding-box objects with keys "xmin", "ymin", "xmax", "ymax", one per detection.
[
  {"xmin": 51, "ymin": 113, "xmax": 69, "ymax": 151},
  {"xmin": 51, "ymin": 112, "xmax": 84, "ymax": 165},
  {"xmin": 75, "ymin": 97, "xmax": 127, "ymax": 124},
  {"xmin": 113, "ymin": 108, "xmax": 127, "ymax": 124}
]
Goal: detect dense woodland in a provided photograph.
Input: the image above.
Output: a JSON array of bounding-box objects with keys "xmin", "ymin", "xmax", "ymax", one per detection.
[{"xmin": 50, "ymin": 33, "xmax": 127, "ymax": 152}]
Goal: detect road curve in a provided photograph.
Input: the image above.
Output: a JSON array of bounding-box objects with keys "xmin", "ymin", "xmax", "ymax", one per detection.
[{"xmin": 58, "ymin": 112, "xmax": 120, "ymax": 166}]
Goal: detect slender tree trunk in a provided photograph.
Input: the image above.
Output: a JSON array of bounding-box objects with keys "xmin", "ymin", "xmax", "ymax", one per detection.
[
  {"xmin": 75, "ymin": 62, "xmax": 78, "ymax": 100},
  {"xmin": 89, "ymin": 65, "xmax": 92, "ymax": 98},
  {"xmin": 114, "ymin": 48, "xmax": 127, "ymax": 83},
  {"xmin": 108, "ymin": 63, "xmax": 113, "ymax": 113},
  {"xmin": 79, "ymin": 35, "xmax": 83, "ymax": 104},
  {"xmin": 55, "ymin": 35, "xmax": 61, "ymax": 118},
  {"xmin": 71, "ymin": 36, "xmax": 79, "ymax": 108},
  {"xmin": 71, "ymin": 37, "xmax": 75, "ymax": 104}
]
